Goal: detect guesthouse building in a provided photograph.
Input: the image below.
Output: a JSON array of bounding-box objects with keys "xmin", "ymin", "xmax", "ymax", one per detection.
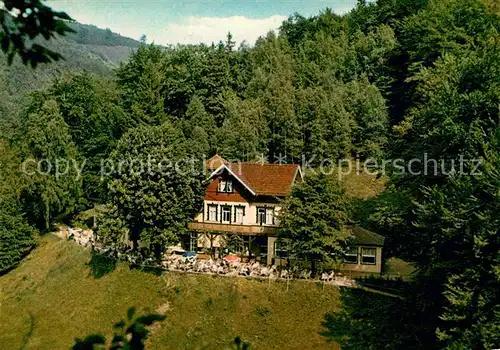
[{"xmin": 188, "ymin": 155, "xmax": 385, "ymax": 273}]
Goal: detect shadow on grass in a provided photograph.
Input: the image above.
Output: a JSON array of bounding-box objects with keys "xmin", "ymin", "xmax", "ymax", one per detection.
[
  {"xmin": 321, "ymin": 280, "xmax": 437, "ymax": 349},
  {"xmin": 129, "ymin": 264, "xmax": 164, "ymax": 276},
  {"xmin": 87, "ymin": 251, "xmax": 117, "ymax": 278},
  {"xmin": 72, "ymin": 306, "xmax": 165, "ymax": 350},
  {"xmin": 72, "ymin": 306, "xmax": 249, "ymax": 349}
]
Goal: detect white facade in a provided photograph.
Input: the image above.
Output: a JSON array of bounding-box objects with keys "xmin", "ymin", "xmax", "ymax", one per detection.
[{"xmin": 194, "ymin": 200, "xmax": 281, "ymax": 227}]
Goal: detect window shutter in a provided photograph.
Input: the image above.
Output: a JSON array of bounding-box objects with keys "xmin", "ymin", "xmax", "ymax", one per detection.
[
  {"xmin": 233, "ymin": 206, "xmax": 236, "ymax": 222},
  {"xmin": 206, "ymin": 204, "xmax": 209, "ymax": 220}
]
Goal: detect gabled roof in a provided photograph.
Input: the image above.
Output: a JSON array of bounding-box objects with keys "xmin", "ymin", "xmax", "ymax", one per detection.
[
  {"xmin": 349, "ymin": 226, "xmax": 385, "ymax": 246},
  {"xmin": 208, "ymin": 158, "xmax": 302, "ymax": 197},
  {"xmin": 209, "ymin": 163, "xmax": 257, "ymax": 196},
  {"xmin": 230, "ymin": 163, "xmax": 302, "ymax": 197},
  {"xmin": 206, "ymin": 154, "xmax": 228, "ymax": 170}
]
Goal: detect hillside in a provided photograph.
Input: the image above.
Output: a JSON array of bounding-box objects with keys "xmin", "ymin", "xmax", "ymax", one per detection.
[
  {"xmin": 0, "ymin": 236, "xmax": 340, "ymax": 349},
  {"xmin": 0, "ymin": 22, "xmax": 141, "ymax": 118},
  {"xmin": 67, "ymin": 23, "xmax": 143, "ymax": 49}
]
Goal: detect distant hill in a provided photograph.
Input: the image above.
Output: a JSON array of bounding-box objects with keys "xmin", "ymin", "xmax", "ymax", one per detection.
[
  {"xmin": 0, "ymin": 22, "xmax": 142, "ymax": 118},
  {"xmin": 64, "ymin": 22, "xmax": 143, "ymax": 65},
  {"xmin": 67, "ymin": 22, "xmax": 143, "ymax": 48}
]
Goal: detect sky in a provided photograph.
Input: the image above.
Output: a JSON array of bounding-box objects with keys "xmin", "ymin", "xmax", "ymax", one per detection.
[{"xmin": 46, "ymin": 0, "xmax": 358, "ymax": 46}]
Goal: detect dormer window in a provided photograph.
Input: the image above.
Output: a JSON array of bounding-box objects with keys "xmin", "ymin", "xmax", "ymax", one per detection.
[{"xmin": 218, "ymin": 179, "xmax": 233, "ymax": 193}]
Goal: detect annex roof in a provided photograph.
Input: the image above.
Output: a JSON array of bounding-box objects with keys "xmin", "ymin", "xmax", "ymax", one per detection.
[{"xmin": 349, "ymin": 226, "xmax": 385, "ymax": 246}]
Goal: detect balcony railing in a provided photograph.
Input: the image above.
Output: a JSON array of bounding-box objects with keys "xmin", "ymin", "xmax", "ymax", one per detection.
[{"xmin": 188, "ymin": 222, "xmax": 279, "ymax": 235}]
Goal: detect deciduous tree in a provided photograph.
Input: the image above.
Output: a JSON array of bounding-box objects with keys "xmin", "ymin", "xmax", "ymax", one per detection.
[{"xmin": 106, "ymin": 122, "xmax": 205, "ymax": 255}]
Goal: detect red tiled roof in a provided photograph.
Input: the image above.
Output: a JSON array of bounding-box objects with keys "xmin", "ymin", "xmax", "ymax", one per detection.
[
  {"xmin": 227, "ymin": 162, "xmax": 301, "ymax": 197},
  {"xmin": 207, "ymin": 155, "xmax": 302, "ymax": 197}
]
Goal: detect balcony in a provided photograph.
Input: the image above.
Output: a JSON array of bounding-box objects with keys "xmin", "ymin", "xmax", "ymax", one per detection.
[{"xmin": 188, "ymin": 221, "xmax": 279, "ymax": 236}]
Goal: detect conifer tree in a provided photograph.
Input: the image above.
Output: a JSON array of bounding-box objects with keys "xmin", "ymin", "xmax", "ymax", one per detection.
[
  {"xmin": 116, "ymin": 44, "xmax": 167, "ymax": 124},
  {"xmin": 249, "ymin": 33, "xmax": 302, "ymax": 161},
  {"xmin": 184, "ymin": 95, "xmax": 217, "ymax": 153},
  {"xmin": 218, "ymin": 96, "xmax": 269, "ymax": 161},
  {"xmin": 411, "ymin": 141, "xmax": 500, "ymax": 348},
  {"xmin": 294, "ymin": 86, "xmax": 353, "ymax": 161},
  {"xmin": 278, "ymin": 173, "xmax": 351, "ymax": 273},
  {"xmin": 0, "ymin": 198, "xmax": 35, "ymax": 273},
  {"xmin": 344, "ymin": 76, "xmax": 388, "ymax": 158},
  {"xmin": 19, "ymin": 100, "xmax": 83, "ymax": 231},
  {"xmin": 0, "ymin": 141, "xmax": 35, "ymax": 273}
]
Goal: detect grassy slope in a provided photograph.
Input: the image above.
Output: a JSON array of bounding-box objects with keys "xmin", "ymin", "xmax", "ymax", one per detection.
[
  {"xmin": 304, "ymin": 166, "xmax": 386, "ymax": 200},
  {"xmin": 341, "ymin": 170, "xmax": 386, "ymax": 200},
  {"xmin": 0, "ymin": 236, "xmax": 340, "ymax": 349}
]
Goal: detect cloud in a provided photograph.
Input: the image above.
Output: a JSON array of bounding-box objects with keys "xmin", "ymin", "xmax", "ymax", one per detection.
[
  {"xmin": 66, "ymin": 13, "xmax": 287, "ymax": 46},
  {"xmin": 156, "ymin": 15, "xmax": 288, "ymax": 46}
]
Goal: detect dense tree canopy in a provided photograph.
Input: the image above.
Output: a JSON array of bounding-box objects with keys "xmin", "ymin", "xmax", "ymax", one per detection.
[
  {"xmin": 348, "ymin": 1, "xmax": 500, "ymax": 347},
  {"xmin": 0, "ymin": 0, "xmax": 499, "ymax": 346},
  {"xmin": 46, "ymin": 73, "xmax": 130, "ymax": 203},
  {"xmin": 116, "ymin": 45, "xmax": 167, "ymax": 125}
]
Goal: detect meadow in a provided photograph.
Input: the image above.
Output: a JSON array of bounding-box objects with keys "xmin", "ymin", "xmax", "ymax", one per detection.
[{"xmin": 0, "ymin": 235, "xmax": 340, "ymax": 349}]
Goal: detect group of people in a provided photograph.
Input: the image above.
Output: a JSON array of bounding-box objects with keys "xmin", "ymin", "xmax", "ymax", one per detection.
[
  {"xmin": 160, "ymin": 253, "xmax": 354, "ymax": 286},
  {"xmin": 59, "ymin": 226, "xmax": 355, "ymax": 287}
]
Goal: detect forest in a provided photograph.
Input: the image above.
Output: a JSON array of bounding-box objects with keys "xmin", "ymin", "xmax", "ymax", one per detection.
[{"xmin": 1, "ymin": 0, "xmax": 499, "ymax": 348}]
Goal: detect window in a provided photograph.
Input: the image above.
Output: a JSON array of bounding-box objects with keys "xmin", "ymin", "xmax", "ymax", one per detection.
[
  {"xmin": 189, "ymin": 232, "xmax": 197, "ymax": 252},
  {"xmin": 361, "ymin": 247, "xmax": 376, "ymax": 265},
  {"xmin": 273, "ymin": 208, "xmax": 280, "ymax": 226},
  {"xmin": 218, "ymin": 179, "xmax": 233, "ymax": 193},
  {"xmin": 235, "ymin": 206, "xmax": 244, "ymax": 224},
  {"xmin": 257, "ymin": 207, "xmax": 266, "ymax": 225},
  {"xmin": 344, "ymin": 247, "xmax": 358, "ymax": 264},
  {"xmin": 257, "ymin": 207, "xmax": 274, "ymax": 225},
  {"xmin": 266, "ymin": 208, "xmax": 274, "ymax": 225},
  {"xmin": 208, "ymin": 205, "xmax": 217, "ymax": 221},
  {"xmin": 221, "ymin": 206, "xmax": 231, "ymax": 223}
]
